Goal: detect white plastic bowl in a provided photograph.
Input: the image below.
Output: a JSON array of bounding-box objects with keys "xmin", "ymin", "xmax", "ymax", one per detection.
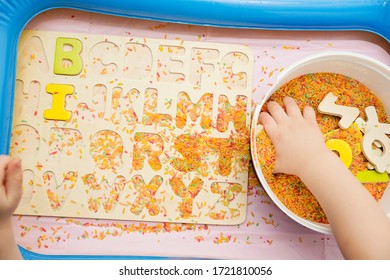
[{"xmin": 250, "ymin": 51, "xmax": 390, "ymax": 234}]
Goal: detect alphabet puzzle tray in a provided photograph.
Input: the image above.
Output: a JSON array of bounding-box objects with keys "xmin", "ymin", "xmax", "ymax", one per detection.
[{"xmin": 11, "ymin": 30, "xmax": 253, "ymax": 225}]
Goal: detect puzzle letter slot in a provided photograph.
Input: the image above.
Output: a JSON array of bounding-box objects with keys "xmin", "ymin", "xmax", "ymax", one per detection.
[{"xmin": 10, "ymin": 30, "xmax": 254, "ymax": 225}]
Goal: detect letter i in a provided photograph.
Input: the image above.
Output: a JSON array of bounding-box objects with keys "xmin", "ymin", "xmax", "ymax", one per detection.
[{"xmin": 43, "ymin": 83, "xmax": 74, "ymax": 121}]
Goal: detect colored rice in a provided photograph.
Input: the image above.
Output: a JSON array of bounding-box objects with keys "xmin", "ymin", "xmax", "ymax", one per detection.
[{"xmin": 256, "ymin": 72, "xmax": 389, "ymax": 224}]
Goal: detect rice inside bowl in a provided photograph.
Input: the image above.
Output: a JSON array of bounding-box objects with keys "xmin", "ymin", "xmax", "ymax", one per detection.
[{"xmin": 255, "ymin": 72, "xmax": 389, "ymax": 224}]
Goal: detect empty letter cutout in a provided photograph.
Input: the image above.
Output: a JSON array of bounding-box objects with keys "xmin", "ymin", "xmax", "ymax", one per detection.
[
  {"xmin": 48, "ymin": 128, "xmax": 83, "ymax": 161},
  {"xmin": 170, "ymin": 176, "xmax": 203, "ymax": 219},
  {"xmin": 130, "ymin": 175, "xmax": 163, "ymax": 216},
  {"xmin": 14, "ymin": 80, "xmax": 40, "ymax": 119},
  {"xmin": 83, "ymin": 174, "xmax": 126, "ymax": 213},
  {"xmin": 90, "ymin": 130, "xmax": 123, "ymax": 170},
  {"xmin": 156, "ymin": 45, "xmax": 185, "ymax": 83},
  {"xmin": 143, "ymin": 88, "xmax": 173, "ymax": 127},
  {"xmin": 209, "ymin": 182, "xmax": 242, "ymax": 220},
  {"xmin": 124, "ymin": 42, "xmax": 152, "ymax": 80},
  {"xmin": 190, "ymin": 48, "xmax": 219, "ymax": 87},
  {"xmin": 175, "ymin": 92, "xmax": 213, "ymax": 129},
  {"xmin": 132, "ymin": 133, "xmax": 164, "ymax": 171},
  {"xmin": 110, "ymin": 88, "xmax": 140, "ymax": 127},
  {"xmin": 217, "ymin": 95, "xmax": 247, "ymax": 133},
  {"xmin": 45, "ymin": 171, "xmax": 78, "ymax": 211},
  {"xmin": 75, "ymin": 84, "xmax": 107, "ymax": 122},
  {"xmin": 89, "ymin": 41, "xmax": 119, "ymax": 76},
  {"xmin": 17, "ymin": 35, "xmax": 49, "ymax": 74},
  {"xmin": 220, "ymin": 51, "xmax": 249, "ymax": 90}
]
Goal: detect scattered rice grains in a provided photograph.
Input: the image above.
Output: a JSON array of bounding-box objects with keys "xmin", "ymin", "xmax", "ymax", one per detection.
[{"xmin": 256, "ymin": 72, "xmax": 389, "ymax": 224}]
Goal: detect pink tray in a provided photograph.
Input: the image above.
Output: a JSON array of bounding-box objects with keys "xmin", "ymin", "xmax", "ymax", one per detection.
[{"xmin": 13, "ymin": 8, "xmax": 390, "ymax": 260}]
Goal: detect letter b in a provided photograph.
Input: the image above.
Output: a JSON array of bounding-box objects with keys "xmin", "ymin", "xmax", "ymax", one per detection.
[{"xmin": 54, "ymin": 37, "xmax": 83, "ymax": 75}]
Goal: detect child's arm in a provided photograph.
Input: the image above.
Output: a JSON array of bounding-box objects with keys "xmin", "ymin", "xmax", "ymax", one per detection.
[
  {"xmin": 0, "ymin": 156, "xmax": 23, "ymax": 259},
  {"xmin": 260, "ymin": 96, "xmax": 390, "ymax": 259}
]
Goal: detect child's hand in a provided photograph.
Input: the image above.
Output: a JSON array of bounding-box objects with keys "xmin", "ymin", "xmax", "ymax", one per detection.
[
  {"xmin": 0, "ymin": 156, "xmax": 22, "ymax": 224},
  {"xmin": 259, "ymin": 96, "xmax": 331, "ymax": 177}
]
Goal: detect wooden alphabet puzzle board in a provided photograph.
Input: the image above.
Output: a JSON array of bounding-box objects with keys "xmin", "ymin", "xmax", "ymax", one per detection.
[{"xmin": 10, "ymin": 30, "xmax": 253, "ymax": 225}]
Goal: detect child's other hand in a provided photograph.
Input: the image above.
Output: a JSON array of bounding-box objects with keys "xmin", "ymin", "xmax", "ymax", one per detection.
[
  {"xmin": 0, "ymin": 156, "xmax": 22, "ymax": 224},
  {"xmin": 259, "ymin": 96, "xmax": 331, "ymax": 176}
]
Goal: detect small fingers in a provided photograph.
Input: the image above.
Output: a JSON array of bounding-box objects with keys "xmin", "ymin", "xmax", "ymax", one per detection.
[
  {"xmin": 259, "ymin": 111, "xmax": 278, "ymax": 139},
  {"xmin": 0, "ymin": 155, "xmax": 10, "ymax": 187},
  {"xmin": 283, "ymin": 96, "xmax": 302, "ymax": 118},
  {"xmin": 303, "ymin": 105, "xmax": 317, "ymax": 123},
  {"xmin": 5, "ymin": 158, "xmax": 22, "ymax": 206},
  {"xmin": 266, "ymin": 101, "xmax": 287, "ymax": 124}
]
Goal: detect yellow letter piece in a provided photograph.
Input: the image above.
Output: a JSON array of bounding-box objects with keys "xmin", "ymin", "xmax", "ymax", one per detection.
[
  {"xmin": 44, "ymin": 84, "xmax": 74, "ymax": 121},
  {"xmin": 356, "ymin": 170, "xmax": 389, "ymax": 183},
  {"xmin": 54, "ymin": 37, "xmax": 83, "ymax": 75},
  {"xmin": 325, "ymin": 139, "xmax": 353, "ymax": 168}
]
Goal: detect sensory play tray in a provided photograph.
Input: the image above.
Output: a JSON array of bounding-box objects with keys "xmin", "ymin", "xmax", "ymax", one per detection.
[{"xmin": 0, "ymin": 1, "xmax": 388, "ymax": 259}]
